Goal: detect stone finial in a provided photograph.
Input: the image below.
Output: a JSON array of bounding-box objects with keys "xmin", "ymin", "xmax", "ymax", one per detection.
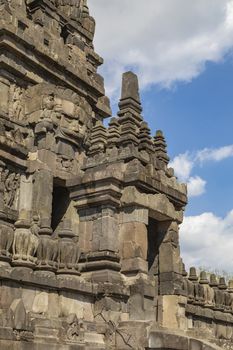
[
  {"xmin": 121, "ymin": 71, "xmax": 140, "ymax": 103},
  {"xmin": 117, "ymin": 72, "xmax": 144, "ymax": 147},
  {"xmin": 139, "ymin": 122, "xmax": 154, "ymax": 153},
  {"xmin": 118, "ymin": 72, "xmax": 142, "ymax": 115},
  {"xmin": 189, "ymin": 267, "xmax": 198, "ymax": 281},
  {"xmin": 199, "ymin": 271, "xmax": 209, "ymax": 284},
  {"xmin": 218, "ymin": 277, "xmax": 227, "ymax": 290},
  {"xmin": 107, "ymin": 117, "xmax": 120, "ymax": 148},
  {"xmin": 154, "ymin": 130, "xmax": 170, "ymax": 166},
  {"xmin": 209, "ymin": 274, "xmax": 219, "ymax": 287},
  {"xmin": 88, "ymin": 121, "xmax": 107, "ymax": 156}
]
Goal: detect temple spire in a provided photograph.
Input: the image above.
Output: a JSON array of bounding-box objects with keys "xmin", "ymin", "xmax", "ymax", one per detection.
[
  {"xmin": 117, "ymin": 72, "xmax": 143, "ymax": 147},
  {"xmin": 118, "ymin": 71, "xmax": 142, "ymax": 115},
  {"xmin": 154, "ymin": 130, "xmax": 170, "ymax": 166}
]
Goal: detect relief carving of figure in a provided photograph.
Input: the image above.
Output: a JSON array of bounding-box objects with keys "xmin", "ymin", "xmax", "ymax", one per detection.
[
  {"xmin": 40, "ymin": 93, "xmax": 57, "ymax": 122},
  {"xmin": 58, "ymin": 103, "xmax": 89, "ymax": 143},
  {"xmin": 56, "ymin": 155, "xmax": 73, "ymax": 172},
  {"xmin": 35, "ymin": 93, "xmax": 59, "ymax": 136},
  {"xmin": 3, "ymin": 170, "xmax": 20, "ymax": 209},
  {"xmin": 12, "ymin": 85, "xmax": 23, "ymax": 119}
]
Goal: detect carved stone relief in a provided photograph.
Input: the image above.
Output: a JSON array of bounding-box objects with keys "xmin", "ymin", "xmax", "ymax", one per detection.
[
  {"xmin": 24, "ymin": 84, "xmax": 93, "ymax": 152},
  {"xmin": 57, "ymin": 234, "xmax": 80, "ymax": 274},
  {"xmin": 66, "ymin": 314, "xmax": 84, "ymax": 342},
  {"xmin": 9, "ymin": 84, "xmax": 25, "ymax": 120},
  {"xmin": 0, "ymin": 222, "xmax": 14, "ymax": 262},
  {"xmin": 2, "ymin": 169, "xmax": 20, "ymax": 210},
  {"xmin": 36, "ymin": 233, "xmax": 58, "ymax": 271},
  {"xmin": 56, "ymin": 155, "xmax": 74, "ymax": 172},
  {"xmin": 12, "ymin": 217, "xmax": 39, "ymax": 266}
]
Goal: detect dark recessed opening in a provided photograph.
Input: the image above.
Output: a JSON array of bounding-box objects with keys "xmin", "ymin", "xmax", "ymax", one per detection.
[
  {"xmin": 61, "ymin": 25, "xmax": 69, "ymax": 44},
  {"xmin": 44, "ymin": 38, "xmax": 49, "ymax": 46},
  {"xmin": 18, "ymin": 21, "xmax": 27, "ymax": 33},
  {"xmin": 51, "ymin": 185, "xmax": 70, "ymax": 232},
  {"xmin": 147, "ymin": 218, "xmax": 165, "ymax": 275}
]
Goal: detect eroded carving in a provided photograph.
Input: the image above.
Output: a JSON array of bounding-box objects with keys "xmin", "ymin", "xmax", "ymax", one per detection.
[
  {"xmin": 56, "ymin": 155, "xmax": 74, "ymax": 172},
  {"xmin": 0, "ymin": 223, "xmax": 14, "ymax": 261},
  {"xmin": 57, "ymin": 219, "xmax": 80, "ymax": 274},
  {"xmin": 2, "ymin": 169, "xmax": 20, "ymax": 209},
  {"xmin": 58, "ymin": 235, "xmax": 80, "ymax": 274},
  {"xmin": 9, "ymin": 85, "xmax": 24, "ymax": 120},
  {"xmin": 36, "ymin": 233, "xmax": 58, "ymax": 271},
  {"xmin": 66, "ymin": 314, "xmax": 84, "ymax": 342},
  {"xmin": 12, "ymin": 217, "xmax": 39, "ymax": 266},
  {"xmin": 25, "ymin": 84, "xmax": 93, "ymax": 150}
]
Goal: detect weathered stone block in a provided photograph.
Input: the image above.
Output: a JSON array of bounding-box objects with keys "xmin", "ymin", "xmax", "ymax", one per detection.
[
  {"xmin": 32, "ymin": 291, "xmax": 49, "ymax": 314},
  {"xmin": 120, "ymin": 222, "xmax": 148, "ymax": 260},
  {"xmin": 121, "ymin": 257, "xmax": 148, "ymax": 275},
  {"xmin": 0, "ymin": 81, "xmax": 9, "ymax": 114}
]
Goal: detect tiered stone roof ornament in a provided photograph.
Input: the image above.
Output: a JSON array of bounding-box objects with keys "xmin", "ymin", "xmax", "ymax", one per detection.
[
  {"xmin": 117, "ymin": 71, "xmax": 143, "ymax": 147},
  {"xmin": 154, "ymin": 129, "xmax": 170, "ymax": 167},
  {"xmin": 107, "ymin": 117, "xmax": 120, "ymax": 149},
  {"xmin": 0, "ymin": 1, "xmax": 230, "ymax": 349}
]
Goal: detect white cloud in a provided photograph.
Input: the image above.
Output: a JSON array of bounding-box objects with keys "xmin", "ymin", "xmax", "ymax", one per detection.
[
  {"xmin": 187, "ymin": 176, "xmax": 206, "ymax": 197},
  {"xmin": 180, "ymin": 210, "xmax": 233, "ymax": 273},
  {"xmin": 89, "ymin": 0, "xmax": 233, "ymax": 99},
  {"xmin": 197, "ymin": 145, "xmax": 233, "ymax": 162},
  {"xmin": 170, "ymin": 144, "xmax": 233, "ymax": 197},
  {"xmin": 169, "ymin": 152, "xmax": 193, "ymax": 182}
]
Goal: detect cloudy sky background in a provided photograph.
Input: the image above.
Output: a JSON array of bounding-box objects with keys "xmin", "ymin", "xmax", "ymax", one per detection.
[{"xmin": 88, "ymin": 0, "xmax": 233, "ymax": 274}]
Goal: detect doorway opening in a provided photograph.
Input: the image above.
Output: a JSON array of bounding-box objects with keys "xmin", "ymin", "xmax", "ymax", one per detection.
[
  {"xmin": 51, "ymin": 185, "xmax": 70, "ymax": 232},
  {"xmin": 147, "ymin": 218, "xmax": 165, "ymax": 275}
]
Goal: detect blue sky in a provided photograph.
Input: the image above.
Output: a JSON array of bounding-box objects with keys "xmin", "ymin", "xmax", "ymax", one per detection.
[
  {"xmin": 89, "ymin": 0, "xmax": 233, "ymax": 272},
  {"xmin": 141, "ymin": 58, "xmax": 233, "ymax": 217}
]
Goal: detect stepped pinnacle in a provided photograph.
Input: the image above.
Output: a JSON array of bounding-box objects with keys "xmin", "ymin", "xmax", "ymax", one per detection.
[
  {"xmin": 154, "ymin": 130, "xmax": 170, "ymax": 166},
  {"xmin": 121, "ymin": 71, "xmax": 141, "ymax": 103},
  {"xmin": 118, "ymin": 71, "xmax": 142, "ymax": 114}
]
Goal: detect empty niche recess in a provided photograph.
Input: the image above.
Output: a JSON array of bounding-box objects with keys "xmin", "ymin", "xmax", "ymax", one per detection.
[
  {"xmin": 147, "ymin": 217, "xmax": 166, "ymax": 275},
  {"xmin": 51, "ymin": 185, "xmax": 70, "ymax": 232}
]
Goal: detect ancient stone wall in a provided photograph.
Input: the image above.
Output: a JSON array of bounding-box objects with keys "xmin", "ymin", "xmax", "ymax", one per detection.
[{"xmin": 0, "ymin": 0, "xmax": 230, "ymax": 349}]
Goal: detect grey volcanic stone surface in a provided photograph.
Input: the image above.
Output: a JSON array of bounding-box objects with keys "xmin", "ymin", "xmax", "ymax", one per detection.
[{"xmin": 0, "ymin": 0, "xmax": 229, "ymax": 349}]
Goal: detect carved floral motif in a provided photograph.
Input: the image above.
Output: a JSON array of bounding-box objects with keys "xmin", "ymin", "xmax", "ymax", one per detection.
[{"xmin": 66, "ymin": 314, "xmax": 84, "ymax": 342}]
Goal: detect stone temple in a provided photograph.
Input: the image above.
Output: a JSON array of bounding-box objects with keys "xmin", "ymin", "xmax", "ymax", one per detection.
[{"xmin": 0, "ymin": 1, "xmax": 232, "ymax": 349}]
